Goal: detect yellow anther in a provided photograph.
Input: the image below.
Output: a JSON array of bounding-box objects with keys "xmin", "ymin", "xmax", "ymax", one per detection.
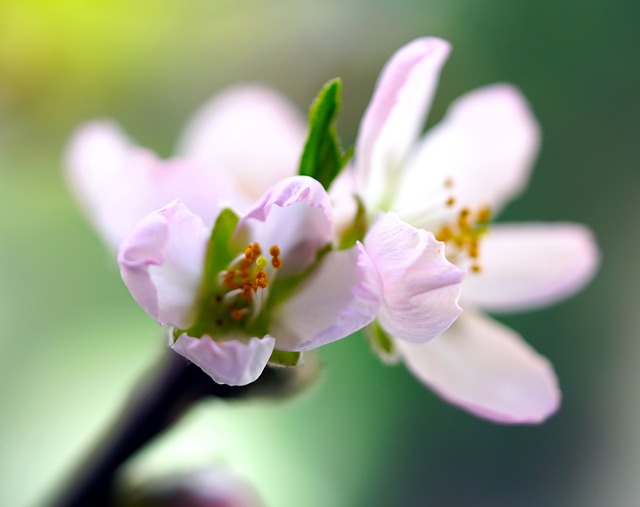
[
  {"xmin": 269, "ymin": 245, "xmax": 280, "ymax": 257},
  {"xmin": 436, "ymin": 225, "xmax": 454, "ymax": 243},
  {"xmin": 272, "ymin": 257, "xmax": 282, "ymax": 269},
  {"xmin": 435, "ymin": 206, "xmax": 492, "ymax": 265},
  {"xmin": 477, "ymin": 207, "xmax": 491, "ymax": 224},
  {"xmin": 231, "ymin": 309, "xmax": 245, "ymax": 321},
  {"xmin": 444, "ymin": 178, "xmax": 454, "ymax": 189},
  {"xmin": 471, "ymin": 264, "xmax": 482, "ymax": 273},
  {"xmin": 446, "ymin": 197, "xmax": 456, "ymax": 207},
  {"xmin": 269, "ymin": 244, "xmax": 282, "ymax": 269},
  {"xmin": 255, "ymin": 269, "xmax": 268, "ymax": 289}
]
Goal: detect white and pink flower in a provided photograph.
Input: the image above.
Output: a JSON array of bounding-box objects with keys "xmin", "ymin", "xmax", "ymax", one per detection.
[
  {"xmin": 118, "ymin": 176, "xmax": 382, "ymax": 386},
  {"xmin": 342, "ymin": 37, "xmax": 600, "ymax": 423}
]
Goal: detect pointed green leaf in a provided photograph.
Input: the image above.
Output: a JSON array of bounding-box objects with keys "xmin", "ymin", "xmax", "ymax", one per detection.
[{"xmin": 299, "ymin": 78, "xmax": 348, "ymax": 189}]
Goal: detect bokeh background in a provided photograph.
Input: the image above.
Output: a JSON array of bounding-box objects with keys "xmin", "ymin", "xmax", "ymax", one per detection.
[{"xmin": 1, "ymin": 0, "xmax": 638, "ymax": 505}]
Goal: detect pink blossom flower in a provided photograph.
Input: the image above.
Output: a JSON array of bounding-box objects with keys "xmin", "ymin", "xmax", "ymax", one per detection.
[
  {"xmin": 342, "ymin": 37, "xmax": 600, "ymax": 423},
  {"xmin": 118, "ymin": 176, "xmax": 382, "ymax": 386},
  {"xmin": 65, "ymin": 85, "xmax": 306, "ymax": 249}
]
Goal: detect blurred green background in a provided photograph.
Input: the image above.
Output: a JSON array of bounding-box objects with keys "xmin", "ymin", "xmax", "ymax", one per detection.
[{"xmin": 1, "ymin": 0, "xmax": 638, "ymax": 505}]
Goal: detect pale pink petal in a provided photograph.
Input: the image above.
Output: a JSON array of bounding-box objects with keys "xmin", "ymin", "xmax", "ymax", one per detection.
[
  {"xmin": 271, "ymin": 243, "xmax": 382, "ymax": 351},
  {"xmin": 172, "ymin": 333, "xmax": 275, "ymax": 386},
  {"xmin": 464, "ymin": 222, "xmax": 600, "ymax": 313},
  {"xmin": 64, "ymin": 120, "xmax": 134, "ymax": 247},
  {"xmin": 118, "ymin": 200, "xmax": 209, "ymax": 329},
  {"xmin": 396, "ymin": 84, "xmax": 540, "ymax": 225},
  {"xmin": 364, "ymin": 213, "xmax": 463, "ymax": 343},
  {"xmin": 177, "ymin": 84, "xmax": 307, "ymax": 207},
  {"xmin": 396, "ymin": 310, "xmax": 560, "ymax": 424},
  {"xmin": 65, "ymin": 121, "xmax": 230, "ymax": 249},
  {"xmin": 354, "ymin": 37, "xmax": 451, "ymax": 209},
  {"xmin": 236, "ymin": 176, "xmax": 333, "ymax": 275},
  {"xmin": 328, "ymin": 166, "xmax": 358, "ymax": 238}
]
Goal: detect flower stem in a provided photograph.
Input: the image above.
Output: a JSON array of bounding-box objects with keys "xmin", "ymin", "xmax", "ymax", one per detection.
[{"xmin": 49, "ymin": 351, "xmax": 299, "ymax": 507}]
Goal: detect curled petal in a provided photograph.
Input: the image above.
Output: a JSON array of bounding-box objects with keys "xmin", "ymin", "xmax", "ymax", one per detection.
[
  {"xmin": 172, "ymin": 333, "xmax": 276, "ymax": 386},
  {"xmin": 271, "ymin": 243, "xmax": 383, "ymax": 351},
  {"xmin": 118, "ymin": 200, "xmax": 209, "ymax": 329},
  {"xmin": 354, "ymin": 37, "xmax": 451, "ymax": 209},
  {"xmin": 396, "ymin": 311, "xmax": 560, "ymax": 424},
  {"xmin": 177, "ymin": 84, "xmax": 306, "ymax": 206},
  {"xmin": 463, "ymin": 222, "xmax": 600, "ymax": 313},
  {"xmin": 398, "ymin": 84, "xmax": 540, "ymax": 224},
  {"xmin": 237, "ymin": 176, "xmax": 333, "ymax": 274},
  {"xmin": 364, "ymin": 213, "xmax": 463, "ymax": 343}
]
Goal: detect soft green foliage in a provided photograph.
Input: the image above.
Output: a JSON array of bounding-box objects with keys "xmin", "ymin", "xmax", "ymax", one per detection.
[{"xmin": 299, "ymin": 79, "xmax": 352, "ymax": 190}]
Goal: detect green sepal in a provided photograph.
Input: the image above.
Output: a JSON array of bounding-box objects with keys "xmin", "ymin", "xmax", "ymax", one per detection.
[
  {"xmin": 186, "ymin": 208, "xmax": 240, "ymax": 338},
  {"xmin": 299, "ymin": 78, "xmax": 349, "ymax": 190},
  {"xmin": 200, "ymin": 208, "xmax": 239, "ymax": 297},
  {"xmin": 269, "ymin": 349, "xmax": 303, "ymax": 367},
  {"xmin": 338, "ymin": 195, "xmax": 368, "ymax": 249},
  {"xmin": 367, "ymin": 320, "xmax": 400, "ymax": 364}
]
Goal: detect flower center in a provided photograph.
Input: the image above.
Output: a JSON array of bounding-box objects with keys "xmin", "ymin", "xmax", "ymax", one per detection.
[
  {"xmin": 185, "ymin": 242, "xmax": 283, "ymax": 338},
  {"xmin": 436, "ymin": 206, "xmax": 491, "ymax": 273}
]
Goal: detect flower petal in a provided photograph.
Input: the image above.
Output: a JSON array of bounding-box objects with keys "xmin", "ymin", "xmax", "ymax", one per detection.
[
  {"xmin": 118, "ymin": 200, "xmax": 209, "ymax": 329},
  {"xmin": 396, "ymin": 84, "xmax": 540, "ymax": 225},
  {"xmin": 354, "ymin": 37, "xmax": 451, "ymax": 209},
  {"xmin": 177, "ymin": 84, "xmax": 307, "ymax": 207},
  {"xmin": 65, "ymin": 121, "xmax": 230, "ymax": 249},
  {"xmin": 271, "ymin": 242, "xmax": 382, "ymax": 351},
  {"xmin": 463, "ymin": 222, "xmax": 600, "ymax": 313},
  {"xmin": 172, "ymin": 333, "xmax": 275, "ymax": 386},
  {"xmin": 65, "ymin": 120, "xmax": 134, "ymax": 246},
  {"xmin": 396, "ymin": 311, "xmax": 560, "ymax": 423},
  {"xmin": 236, "ymin": 176, "xmax": 333, "ymax": 275},
  {"xmin": 364, "ymin": 213, "xmax": 463, "ymax": 342}
]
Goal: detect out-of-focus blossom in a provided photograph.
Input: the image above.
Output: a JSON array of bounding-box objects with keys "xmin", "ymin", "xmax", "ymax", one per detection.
[
  {"xmin": 65, "ymin": 85, "xmax": 306, "ymax": 249},
  {"xmin": 119, "ymin": 176, "xmax": 382, "ymax": 386},
  {"xmin": 338, "ymin": 37, "xmax": 600, "ymax": 423}
]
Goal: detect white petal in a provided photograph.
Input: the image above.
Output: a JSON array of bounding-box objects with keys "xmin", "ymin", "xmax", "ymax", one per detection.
[
  {"xmin": 464, "ymin": 222, "xmax": 600, "ymax": 313},
  {"xmin": 177, "ymin": 84, "xmax": 307, "ymax": 206},
  {"xmin": 271, "ymin": 243, "xmax": 382, "ymax": 351},
  {"xmin": 172, "ymin": 333, "xmax": 275, "ymax": 386},
  {"xmin": 328, "ymin": 166, "xmax": 358, "ymax": 238},
  {"xmin": 64, "ymin": 120, "xmax": 134, "ymax": 247},
  {"xmin": 396, "ymin": 310, "xmax": 560, "ymax": 424},
  {"xmin": 118, "ymin": 200, "xmax": 209, "ymax": 329},
  {"xmin": 236, "ymin": 176, "xmax": 333, "ymax": 275},
  {"xmin": 364, "ymin": 213, "xmax": 463, "ymax": 342},
  {"xmin": 354, "ymin": 37, "xmax": 451, "ymax": 209},
  {"xmin": 397, "ymin": 84, "xmax": 540, "ymax": 225},
  {"xmin": 65, "ymin": 121, "xmax": 230, "ymax": 249}
]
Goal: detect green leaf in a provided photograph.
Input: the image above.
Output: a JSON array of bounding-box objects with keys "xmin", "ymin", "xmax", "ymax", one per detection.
[
  {"xmin": 200, "ymin": 208, "xmax": 239, "ymax": 298},
  {"xmin": 299, "ymin": 78, "xmax": 349, "ymax": 189},
  {"xmin": 269, "ymin": 349, "xmax": 303, "ymax": 367}
]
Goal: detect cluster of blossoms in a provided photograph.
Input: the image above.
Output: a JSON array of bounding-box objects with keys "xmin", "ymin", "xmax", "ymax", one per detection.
[{"xmin": 66, "ymin": 37, "xmax": 598, "ymax": 424}]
